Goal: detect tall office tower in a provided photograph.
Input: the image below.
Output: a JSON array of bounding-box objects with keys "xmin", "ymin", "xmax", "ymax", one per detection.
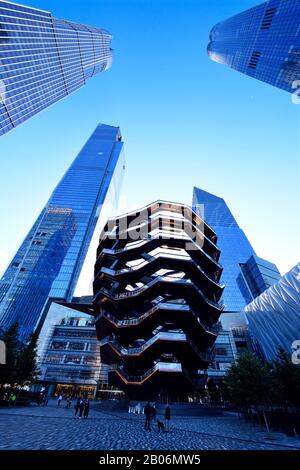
[
  {"xmin": 94, "ymin": 201, "xmax": 224, "ymax": 400},
  {"xmin": 245, "ymin": 263, "xmax": 300, "ymax": 362},
  {"xmin": 0, "ymin": 124, "xmax": 125, "ymax": 341},
  {"xmin": 192, "ymin": 187, "xmax": 280, "ymax": 315},
  {"xmin": 207, "ymin": 0, "xmax": 300, "ymax": 94},
  {"xmin": 0, "ymin": 1, "xmax": 113, "ymax": 136}
]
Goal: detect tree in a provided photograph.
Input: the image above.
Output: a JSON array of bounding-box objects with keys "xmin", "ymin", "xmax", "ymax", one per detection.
[
  {"xmin": 271, "ymin": 348, "xmax": 300, "ymax": 407},
  {"xmin": 223, "ymin": 352, "xmax": 274, "ymax": 432},
  {"xmin": 223, "ymin": 351, "xmax": 273, "ymax": 408},
  {"xmin": 0, "ymin": 322, "xmax": 19, "ymax": 388},
  {"xmin": 0, "ymin": 325, "xmax": 40, "ymax": 393},
  {"xmin": 15, "ymin": 331, "xmax": 40, "ymax": 387}
]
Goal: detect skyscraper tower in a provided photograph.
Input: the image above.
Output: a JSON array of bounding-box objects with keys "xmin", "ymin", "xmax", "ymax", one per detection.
[
  {"xmin": 0, "ymin": 124, "xmax": 125, "ymax": 341},
  {"xmin": 192, "ymin": 187, "xmax": 280, "ymax": 313},
  {"xmin": 0, "ymin": 1, "xmax": 113, "ymax": 136},
  {"xmin": 207, "ymin": 0, "xmax": 300, "ymax": 95}
]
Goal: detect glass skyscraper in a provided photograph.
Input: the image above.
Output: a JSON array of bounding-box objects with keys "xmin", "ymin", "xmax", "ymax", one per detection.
[
  {"xmin": 192, "ymin": 187, "xmax": 280, "ymax": 314},
  {"xmin": 207, "ymin": 0, "xmax": 300, "ymax": 94},
  {"xmin": 0, "ymin": 124, "xmax": 125, "ymax": 341},
  {"xmin": 0, "ymin": 1, "xmax": 113, "ymax": 136}
]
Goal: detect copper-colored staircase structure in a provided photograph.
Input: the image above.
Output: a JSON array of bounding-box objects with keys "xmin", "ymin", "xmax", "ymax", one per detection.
[{"xmin": 93, "ymin": 201, "xmax": 224, "ymax": 400}]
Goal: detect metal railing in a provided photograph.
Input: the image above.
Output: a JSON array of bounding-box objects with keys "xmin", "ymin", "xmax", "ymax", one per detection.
[
  {"xmin": 97, "ymin": 250, "xmax": 223, "ymax": 289},
  {"xmin": 98, "ymin": 230, "xmax": 222, "ymax": 270},
  {"xmin": 101, "ymin": 332, "xmax": 186, "ymax": 355},
  {"xmin": 97, "ymin": 304, "xmax": 221, "ymax": 336},
  {"xmin": 97, "ymin": 276, "xmax": 224, "ymax": 311},
  {"xmin": 110, "ymin": 362, "xmax": 182, "ymax": 383}
]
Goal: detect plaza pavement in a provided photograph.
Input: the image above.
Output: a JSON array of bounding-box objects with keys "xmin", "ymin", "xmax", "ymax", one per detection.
[{"xmin": 0, "ymin": 399, "xmax": 299, "ymax": 451}]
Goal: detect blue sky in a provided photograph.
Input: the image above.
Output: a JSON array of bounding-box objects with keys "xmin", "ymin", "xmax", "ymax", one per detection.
[{"xmin": 0, "ymin": 0, "xmax": 299, "ymax": 288}]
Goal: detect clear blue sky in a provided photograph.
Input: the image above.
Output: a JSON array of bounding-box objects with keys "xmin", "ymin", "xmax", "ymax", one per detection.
[{"xmin": 0, "ymin": 0, "xmax": 299, "ymax": 288}]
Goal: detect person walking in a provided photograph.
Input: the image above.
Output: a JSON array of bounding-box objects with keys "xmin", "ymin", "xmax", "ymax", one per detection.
[
  {"xmin": 83, "ymin": 399, "xmax": 90, "ymax": 419},
  {"xmin": 74, "ymin": 398, "xmax": 81, "ymax": 418},
  {"xmin": 144, "ymin": 402, "xmax": 152, "ymax": 431},
  {"xmin": 164, "ymin": 405, "xmax": 171, "ymax": 431},
  {"xmin": 57, "ymin": 395, "xmax": 63, "ymax": 406},
  {"xmin": 151, "ymin": 404, "xmax": 156, "ymax": 422},
  {"xmin": 66, "ymin": 396, "xmax": 72, "ymax": 409},
  {"xmin": 79, "ymin": 398, "xmax": 85, "ymax": 418},
  {"xmin": 10, "ymin": 394, "xmax": 17, "ymax": 406}
]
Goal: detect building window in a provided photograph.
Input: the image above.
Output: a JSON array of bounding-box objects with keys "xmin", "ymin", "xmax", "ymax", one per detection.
[
  {"xmin": 248, "ymin": 51, "xmax": 261, "ymax": 69},
  {"xmin": 260, "ymin": 7, "xmax": 277, "ymax": 30}
]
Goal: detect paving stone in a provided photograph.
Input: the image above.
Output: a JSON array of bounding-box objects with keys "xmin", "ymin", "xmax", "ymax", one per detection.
[{"xmin": 0, "ymin": 399, "xmax": 299, "ymax": 450}]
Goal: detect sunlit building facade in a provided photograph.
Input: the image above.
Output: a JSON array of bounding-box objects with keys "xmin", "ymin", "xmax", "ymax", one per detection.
[
  {"xmin": 38, "ymin": 299, "xmax": 107, "ymax": 398},
  {"xmin": 0, "ymin": 1, "xmax": 113, "ymax": 136},
  {"xmin": 193, "ymin": 187, "xmax": 255, "ymax": 313},
  {"xmin": 0, "ymin": 124, "xmax": 125, "ymax": 341},
  {"xmin": 239, "ymin": 254, "xmax": 281, "ymax": 304},
  {"xmin": 192, "ymin": 187, "xmax": 281, "ymax": 314},
  {"xmin": 207, "ymin": 0, "xmax": 300, "ymax": 94},
  {"xmin": 192, "ymin": 187, "xmax": 282, "ymax": 379},
  {"xmin": 245, "ymin": 263, "xmax": 300, "ymax": 362}
]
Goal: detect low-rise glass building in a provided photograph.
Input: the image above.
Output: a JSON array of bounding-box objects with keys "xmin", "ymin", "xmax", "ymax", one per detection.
[{"xmin": 38, "ymin": 299, "xmax": 106, "ymax": 398}]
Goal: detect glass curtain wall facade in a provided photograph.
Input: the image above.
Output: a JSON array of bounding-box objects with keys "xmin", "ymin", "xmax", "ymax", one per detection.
[
  {"xmin": 239, "ymin": 254, "xmax": 281, "ymax": 303},
  {"xmin": 199, "ymin": 330, "xmax": 238, "ymax": 382},
  {"xmin": 38, "ymin": 300, "xmax": 105, "ymax": 398},
  {"xmin": 0, "ymin": 124, "xmax": 125, "ymax": 341},
  {"xmin": 0, "ymin": 1, "xmax": 113, "ymax": 136},
  {"xmin": 207, "ymin": 0, "xmax": 300, "ymax": 94},
  {"xmin": 192, "ymin": 187, "xmax": 255, "ymax": 312},
  {"xmin": 192, "ymin": 187, "xmax": 281, "ymax": 314}
]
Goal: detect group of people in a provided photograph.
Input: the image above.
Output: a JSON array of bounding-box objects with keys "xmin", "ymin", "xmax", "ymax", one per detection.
[
  {"xmin": 2, "ymin": 392, "xmax": 17, "ymax": 406},
  {"xmin": 56, "ymin": 394, "xmax": 90, "ymax": 419},
  {"xmin": 74, "ymin": 397, "xmax": 90, "ymax": 419},
  {"xmin": 57, "ymin": 394, "xmax": 73, "ymax": 409},
  {"xmin": 144, "ymin": 402, "xmax": 171, "ymax": 432}
]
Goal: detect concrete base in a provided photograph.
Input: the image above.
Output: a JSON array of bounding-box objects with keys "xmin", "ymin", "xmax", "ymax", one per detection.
[
  {"xmin": 155, "ymin": 403, "xmax": 224, "ymax": 416},
  {"xmin": 128, "ymin": 401, "xmax": 223, "ymax": 416}
]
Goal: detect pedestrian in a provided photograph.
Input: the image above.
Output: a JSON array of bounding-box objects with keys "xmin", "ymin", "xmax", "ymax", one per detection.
[
  {"xmin": 83, "ymin": 399, "xmax": 90, "ymax": 419},
  {"xmin": 144, "ymin": 401, "xmax": 152, "ymax": 431},
  {"xmin": 74, "ymin": 398, "xmax": 81, "ymax": 418},
  {"xmin": 10, "ymin": 394, "xmax": 17, "ymax": 406},
  {"xmin": 164, "ymin": 405, "xmax": 171, "ymax": 431},
  {"xmin": 66, "ymin": 396, "xmax": 72, "ymax": 409},
  {"xmin": 57, "ymin": 394, "xmax": 63, "ymax": 406},
  {"xmin": 136, "ymin": 402, "xmax": 142, "ymax": 414},
  {"xmin": 151, "ymin": 404, "xmax": 156, "ymax": 421},
  {"xmin": 79, "ymin": 398, "xmax": 85, "ymax": 418}
]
